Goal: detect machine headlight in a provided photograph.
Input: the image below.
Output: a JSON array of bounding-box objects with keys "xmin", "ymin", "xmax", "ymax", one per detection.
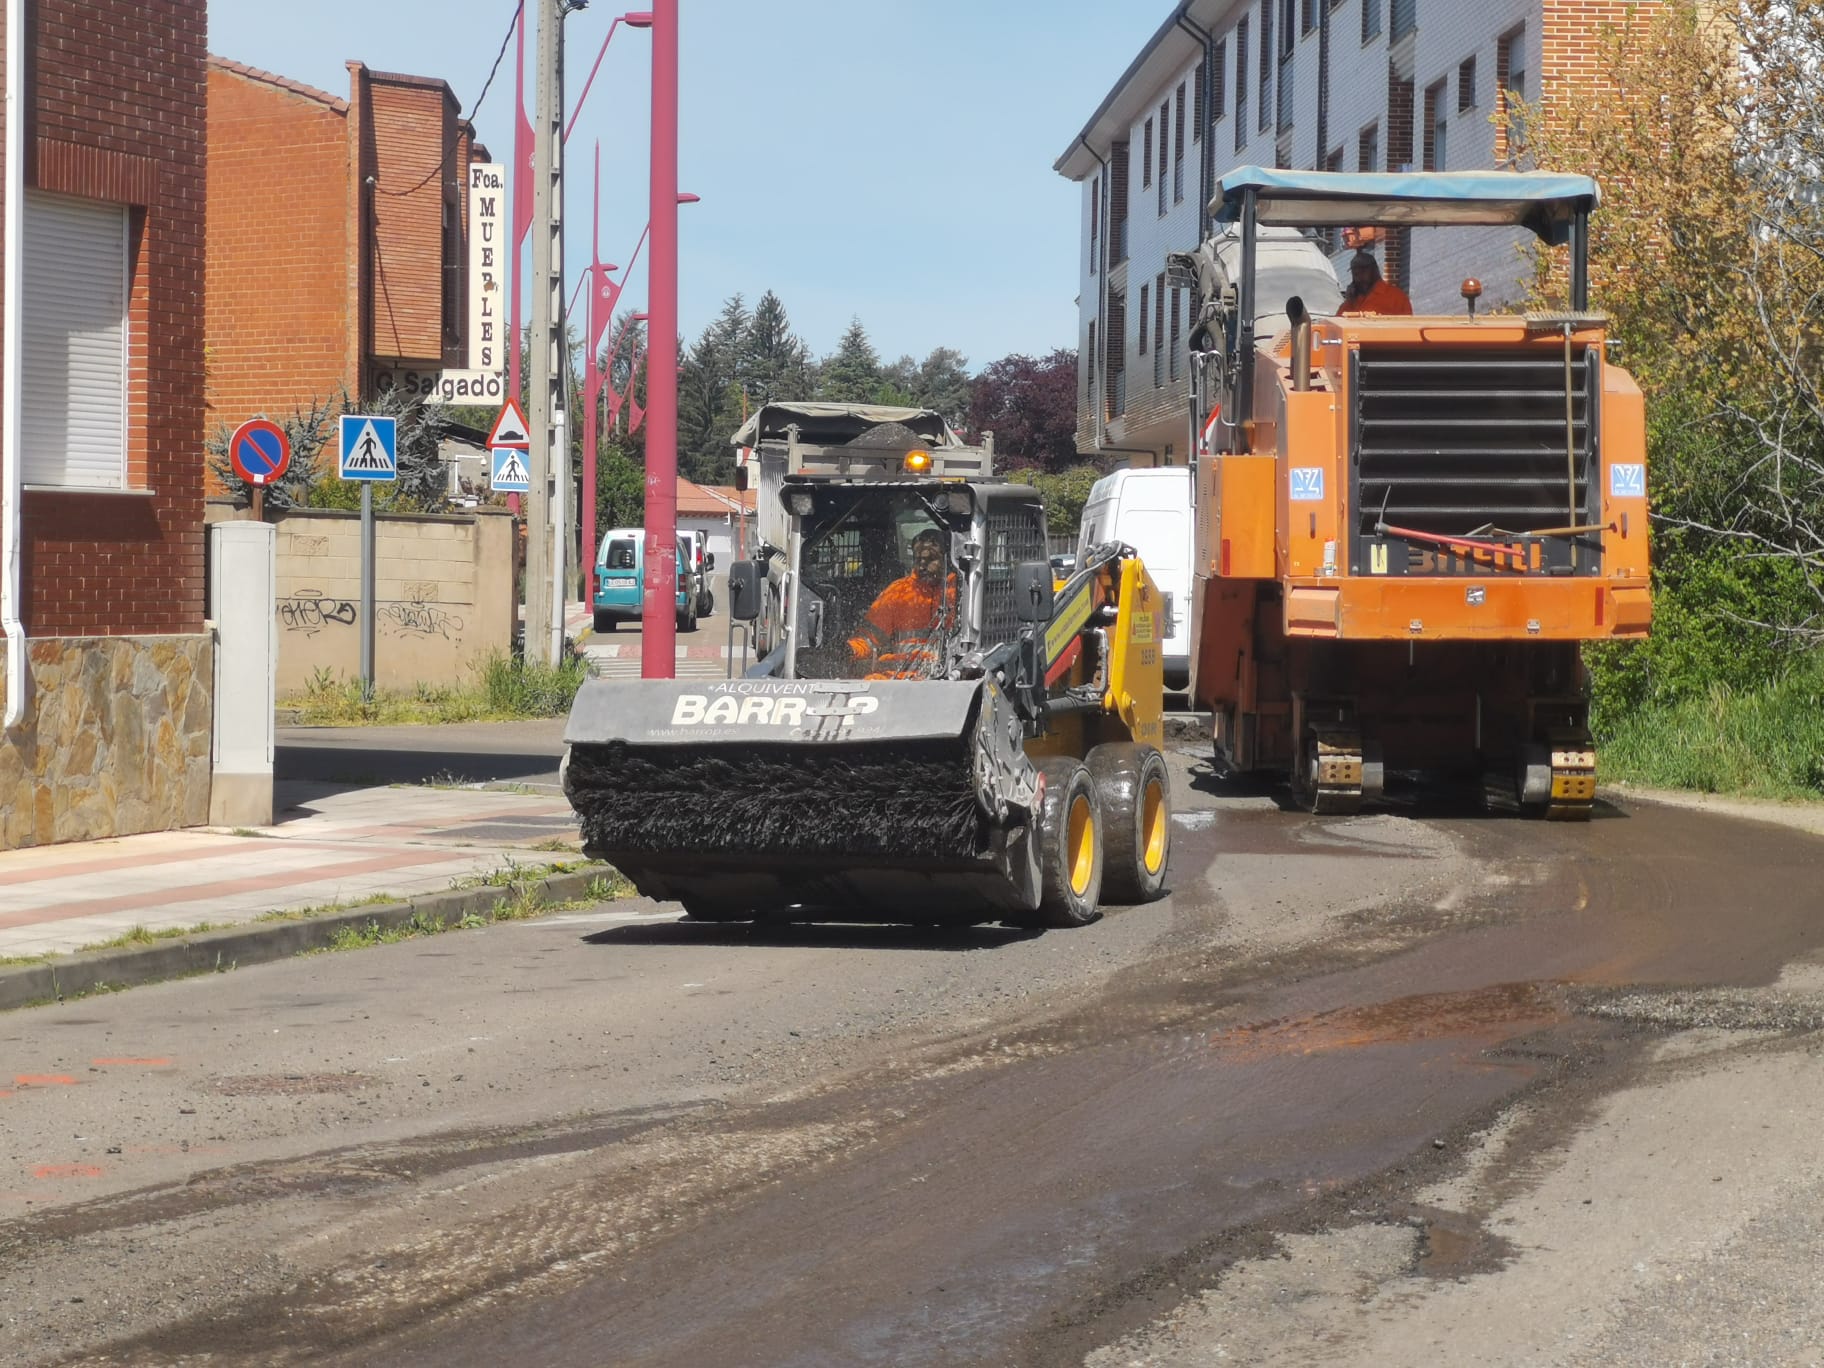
[{"xmin": 786, "ymin": 491, "xmax": 815, "ymax": 517}]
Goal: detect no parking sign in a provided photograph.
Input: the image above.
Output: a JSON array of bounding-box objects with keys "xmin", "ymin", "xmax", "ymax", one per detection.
[{"xmin": 228, "ymin": 419, "xmax": 291, "ymax": 486}]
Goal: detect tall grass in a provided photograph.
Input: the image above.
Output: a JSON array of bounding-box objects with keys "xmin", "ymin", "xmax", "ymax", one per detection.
[
  {"xmin": 285, "ymin": 652, "xmax": 591, "ymax": 725},
  {"xmin": 1600, "ymin": 651, "xmax": 1824, "ymax": 799}
]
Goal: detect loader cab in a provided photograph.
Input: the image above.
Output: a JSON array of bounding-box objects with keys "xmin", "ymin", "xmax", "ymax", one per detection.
[{"xmin": 776, "ymin": 478, "xmax": 1049, "ymax": 682}]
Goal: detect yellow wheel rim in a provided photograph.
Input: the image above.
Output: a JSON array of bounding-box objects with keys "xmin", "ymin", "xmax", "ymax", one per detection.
[
  {"xmin": 1141, "ymin": 776, "xmax": 1167, "ymax": 873},
  {"xmin": 1067, "ymin": 793, "xmax": 1095, "ymax": 897}
]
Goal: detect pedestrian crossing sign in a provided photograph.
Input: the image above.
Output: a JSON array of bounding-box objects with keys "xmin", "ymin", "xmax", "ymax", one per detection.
[
  {"xmin": 338, "ymin": 414, "xmax": 398, "ymax": 481},
  {"xmin": 490, "ymin": 446, "xmax": 530, "ymax": 492}
]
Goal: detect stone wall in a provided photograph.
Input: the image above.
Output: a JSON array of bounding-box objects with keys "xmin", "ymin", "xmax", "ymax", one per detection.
[
  {"xmin": 206, "ymin": 505, "xmax": 515, "ymax": 693},
  {"xmin": 0, "ymin": 634, "xmax": 214, "ymax": 849}
]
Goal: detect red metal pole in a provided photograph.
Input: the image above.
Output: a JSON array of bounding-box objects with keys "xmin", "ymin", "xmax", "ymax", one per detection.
[
  {"xmin": 509, "ymin": 5, "xmax": 532, "ymax": 403},
  {"xmin": 582, "ymin": 143, "xmax": 601, "ymax": 600},
  {"xmin": 641, "ymin": 0, "xmax": 678, "ymax": 676}
]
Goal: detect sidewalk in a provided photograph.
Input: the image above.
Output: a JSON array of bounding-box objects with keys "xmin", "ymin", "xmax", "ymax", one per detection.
[{"xmin": 0, "ymin": 777, "xmax": 594, "ymax": 967}]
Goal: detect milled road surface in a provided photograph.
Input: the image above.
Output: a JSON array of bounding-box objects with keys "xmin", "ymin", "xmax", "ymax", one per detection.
[{"xmin": 3, "ymin": 750, "xmax": 1823, "ymax": 1366}]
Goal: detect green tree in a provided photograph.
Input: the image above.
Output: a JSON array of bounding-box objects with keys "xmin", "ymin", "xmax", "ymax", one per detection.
[
  {"xmin": 209, "ymin": 385, "xmax": 453, "ymax": 514},
  {"xmin": 1520, "ymin": 1, "xmax": 1824, "ymax": 714},
  {"xmin": 679, "ymin": 293, "xmax": 749, "ymax": 482},
  {"xmin": 1010, "ymin": 464, "xmax": 1104, "ymax": 537},
  {"xmin": 817, "ymin": 318, "xmax": 884, "ymax": 403},
  {"xmin": 739, "ymin": 290, "xmax": 813, "ymax": 405}
]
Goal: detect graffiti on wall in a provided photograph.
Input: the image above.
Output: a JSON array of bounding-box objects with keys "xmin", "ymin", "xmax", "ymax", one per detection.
[
  {"xmin": 379, "ymin": 601, "xmax": 466, "ymax": 640},
  {"xmin": 278, "ymin": 590, "xmax": 358, "ymax": 635}
]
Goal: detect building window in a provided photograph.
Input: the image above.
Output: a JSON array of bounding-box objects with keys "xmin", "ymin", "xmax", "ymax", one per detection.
[
  {"xmin": 1086, "ymin": 321, "xmax": 1097, "ymax": 401},
  {"xmin": 1110, "ymin": 141, "xmax": 1130, "ymax": 264},
  {"xmin": 1138, "ymin": 283, "xmax": 1150, "ymax": 356},
  {"xmin": 1358, "ymin": 120, "xmax": 1380, "ymax": 173},
  {"xmin": 1106, "ymin": 292, "xmax": 1126, "ymax": 419},
  {"xmin": 1169, "ymin": 286, "xmax": 1182, "ymax": 382},
  {"xmin": 1259, "ymin": 0, "xmax": 1274, "ymax": 133},
  {"xmin": 1193, "ymin": 61, "xmax": 1205, "ymax": 139},
  {"xmin": 1391, "ymin": 0, "xmax": 1416, "ymax": 42},
  {"xmin": 22, "ymin": 192, "xmax": 129, "ymax": 491},
  {"xmin": 1153, "ymin": 273, "xmax": 1166, "ymax": 388},
  {"xmin": 1173, "ymin": 83, "xmax": 1187, "ymax": 204},
  {"xmin": 1458, "ymin": 55, "xmax": 1477, "ymax": 112},
  {"xmin": 442, "ymin": 196, "xmax": 462, "ymax": 343},
  {"xmin": 1304, "ymin": 0, "xmax": 1321, "ymax": 34},
  {"xmin": 1318, "ymin": 146, "xmax": 1345, "ymax": 252},
  {"xmin": 1361, "ymin": 0, "xmax": 1381, "ymax": 43},
  {"xmin": 1423, "ymin": 78, "xmax": 1447, "ymax": 171},
  {"xmin": 1235, "ymin": 18, "xmax": 1249, "ymax": 151},
  {"xmin": 1090, "ymin": 176, "xmax": 1099, "ymax": 275},
  {"xmin": 1281, "ymin": 0, "xmax": 1297, "ymax": 56},
  {"xmin": 1213, "ymin": 38, "xmax": 1227, "ymax": 124},
  {"xmin": 1496, "ymin": 23, "xmax": 1527, "ymax": 158},
  {"xmin": 1143, "ymin": 118, "xmax": 1154, "ymax": 189},
  {"xmin": 1158, "ymin": 99, "xmax": 1170, "ymax": 215}
]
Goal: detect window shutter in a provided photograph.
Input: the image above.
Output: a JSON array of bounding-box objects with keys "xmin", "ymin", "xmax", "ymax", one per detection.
[{"xmin": 22, "ymin": 193, "xmax": 127, "ymax": 490}]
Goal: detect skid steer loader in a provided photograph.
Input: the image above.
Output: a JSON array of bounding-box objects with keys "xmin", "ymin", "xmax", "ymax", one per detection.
[{"xmin": 561, "ymin": 449, "xmax": 1173, "ymax": 928}]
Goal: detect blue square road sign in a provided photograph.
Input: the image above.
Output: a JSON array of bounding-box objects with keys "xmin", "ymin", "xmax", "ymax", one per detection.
[{"xmin": 339, "ymin": 414, "xmax": 398, "ymax": 482}]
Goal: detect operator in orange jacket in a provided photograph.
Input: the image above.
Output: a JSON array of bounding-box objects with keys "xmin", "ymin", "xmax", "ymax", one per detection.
[
  {"xmin": 849, "ymin": 529, "xmax": 958, "ymax": 678},
  {"xmin": 1338, "ymin": 249, "xmax": 1414, "ymax": 316}
]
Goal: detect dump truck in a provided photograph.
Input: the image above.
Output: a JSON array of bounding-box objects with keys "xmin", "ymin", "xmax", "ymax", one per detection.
[
  {"xmin": 730, "ymin": 402, "xmax": 994, "ymax": 657},
  {"xmin": 1175, "ymin": 168, "xmax": 1650, "ymax": 818},
  {"xmin": 561, "ymin": 410, "xmax": 1173, "ymax": 927}
]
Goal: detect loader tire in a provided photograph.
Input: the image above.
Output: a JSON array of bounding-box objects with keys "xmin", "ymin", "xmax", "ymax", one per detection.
[
  {"xmin": 1031, "ymin": 759, "xmax": 1103, "ymax": 928},
  {"xmin": 1087, "ymin": 743, "xmax": 1171, "ymax": 905}
]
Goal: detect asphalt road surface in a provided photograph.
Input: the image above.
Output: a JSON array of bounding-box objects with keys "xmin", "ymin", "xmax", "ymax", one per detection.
[{"xmin": 5, "ymin": 749, "xmax": 1824, "ymax": 1366}]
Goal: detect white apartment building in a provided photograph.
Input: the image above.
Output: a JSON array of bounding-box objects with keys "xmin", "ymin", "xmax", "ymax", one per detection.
[{"xmin": 1056, "ymin": 0, "xmax": 1656, "ymax": 465}]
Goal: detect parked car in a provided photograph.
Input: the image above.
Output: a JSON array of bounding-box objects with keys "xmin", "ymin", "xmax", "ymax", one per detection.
[
  {"xmin": 593, "ymin": 528, "xmax": 696, "ymax": 633},
  {"xmin": 1077, "ymin": 467, "xmax": 1191, "ymax": 689},
  {"xmin": 679, "ymin": 530, "xmax": 716, "ymax": 617}
]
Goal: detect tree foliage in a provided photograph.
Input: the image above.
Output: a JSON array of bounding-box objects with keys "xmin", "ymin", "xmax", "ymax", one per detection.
[
  {"xmin": 208, "ymin": 385, "xmax": 453, "ymax": 514},
  {"xmin": 1521, "ymin": 1, "xmax": 1824, "ymax": 714},
  {"xmin": 965, "ymin": 349, "xmax": 1081, "ymax": 472},
  {"xmin": 816, "ymin": 318, "xmax": 885, "ymax": 403},
  {"xmin": 1010, "ymin": 463, "xmax": 1103, "ymax": 537}
]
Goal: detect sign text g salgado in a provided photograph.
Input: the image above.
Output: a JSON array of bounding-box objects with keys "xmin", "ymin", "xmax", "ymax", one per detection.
[{"xmin": 467, "ymin": 162, "xmax": 505, "ymax": 373}]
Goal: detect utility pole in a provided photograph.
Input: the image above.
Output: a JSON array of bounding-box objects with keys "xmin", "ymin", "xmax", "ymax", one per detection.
[
  {"xmin": 526, "ymin": 0, "xmax": 569, "ymax": 668},
  {"xmin": 640, "ymin": 0, "xmax": 679, "ymax": 676}
]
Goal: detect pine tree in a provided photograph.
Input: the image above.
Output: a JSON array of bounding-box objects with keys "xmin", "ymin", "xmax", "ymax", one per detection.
[
  {"xmin": 817, "ymin": 318, "xmax": 884, "ymax": 403},
  {"xmin": 739, "ymin": 291, "xmax": 813, "ymax": 405}
]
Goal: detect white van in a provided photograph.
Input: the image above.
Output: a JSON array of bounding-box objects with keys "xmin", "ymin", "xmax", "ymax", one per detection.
[{"xmin": 1077, "ymin": 467, "xmax": 1191, "ymax": 689}]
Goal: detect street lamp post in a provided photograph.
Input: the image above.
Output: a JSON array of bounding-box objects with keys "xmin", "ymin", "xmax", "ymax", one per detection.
[{"xmin": 641, "ymin": 0, "xmax": 680, "ymax": 677}]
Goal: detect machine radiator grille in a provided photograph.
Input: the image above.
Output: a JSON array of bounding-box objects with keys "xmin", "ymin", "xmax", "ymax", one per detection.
[{"xmin": 1351, "ymin": 344, "xmax": 1600, "ymax": 575}]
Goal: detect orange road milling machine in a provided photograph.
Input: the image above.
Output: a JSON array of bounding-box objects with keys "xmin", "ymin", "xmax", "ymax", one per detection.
[{"xmin": 1176, "ymin": 168, "xmax": 1650, "ymax": 818}]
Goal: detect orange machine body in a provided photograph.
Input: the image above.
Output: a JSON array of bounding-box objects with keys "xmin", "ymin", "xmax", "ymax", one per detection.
[{"xmin": 1192, "ymin": 313, "xmax": 1650, "ymax": 777}]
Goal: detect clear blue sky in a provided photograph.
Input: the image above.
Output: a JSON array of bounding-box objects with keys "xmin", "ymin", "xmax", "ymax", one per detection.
[{"xmin": 207, "ymin": 0, "xmax": 1167, "ymax": 373}]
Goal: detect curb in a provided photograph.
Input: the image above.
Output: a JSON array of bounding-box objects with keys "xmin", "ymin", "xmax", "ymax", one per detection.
[{"xmin": 0, "ymin": 866, "xmax": 614, "ymax": 1014}]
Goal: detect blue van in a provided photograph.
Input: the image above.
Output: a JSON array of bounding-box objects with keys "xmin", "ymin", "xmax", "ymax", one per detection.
[{"xmin": 593, "ymin": 528, "xmax": 696, "ymax": 633}]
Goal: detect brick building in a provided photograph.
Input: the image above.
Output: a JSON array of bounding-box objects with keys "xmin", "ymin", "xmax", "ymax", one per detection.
[
  {"xmin": 1056, "ymin": 0, "xmax": 1660, "ymax": 464},
  {"xmin": 205, "ymin": 57, "xmax": 489, "ymax": 472},
  {"xmin": 0, "ymin": 0, "xmax": 214, "ymax": 846}
]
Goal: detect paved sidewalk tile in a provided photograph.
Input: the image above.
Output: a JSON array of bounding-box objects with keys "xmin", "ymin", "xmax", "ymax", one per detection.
[{"xmin": 0, "ymin": 781, "xmax": 585, "ymax": 961}]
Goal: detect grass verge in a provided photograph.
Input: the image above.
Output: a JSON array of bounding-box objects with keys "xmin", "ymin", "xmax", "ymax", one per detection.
[
  {"xmin": 1600, "ymin": 653, "xmax": 1824, "ymax": 800},
  {"xmin": 282, "ymin": 651, "xmax": 591, "ymax": 726}
]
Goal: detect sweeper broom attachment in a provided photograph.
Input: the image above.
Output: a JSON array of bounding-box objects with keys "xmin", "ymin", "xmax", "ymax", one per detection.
[{"xmin": 561, "ymin": 677, "xmax": 1045, "ymax": 922}]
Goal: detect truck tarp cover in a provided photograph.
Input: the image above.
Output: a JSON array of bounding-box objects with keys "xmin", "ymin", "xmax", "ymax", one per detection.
[
  {"xmin": 730, "ymin": 402, "xmax": 954, "ymax": 448},
  {"xmin": 1213, "ymin": 166, "xmax": 1601, "ymax": 243}
]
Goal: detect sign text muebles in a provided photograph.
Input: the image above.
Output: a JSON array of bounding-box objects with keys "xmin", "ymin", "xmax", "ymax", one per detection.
[{"xmin": 467, "ymin": 162, "xmax": 506, "ymax": 374}]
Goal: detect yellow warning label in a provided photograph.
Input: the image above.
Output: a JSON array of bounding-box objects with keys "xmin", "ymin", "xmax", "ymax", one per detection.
[{"xmin": 1131, "ymin": 612, "xmax": 1155, "ymax": 644}]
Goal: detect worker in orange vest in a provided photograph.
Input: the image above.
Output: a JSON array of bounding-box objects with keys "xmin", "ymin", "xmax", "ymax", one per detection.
[
  {"xmin": 1338, "ymin": 249, "xmax": 1414, "ymax": 316},
  {"xmin": 849, "ymin": 529, "xmax": 957, "ymax": 678}
]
